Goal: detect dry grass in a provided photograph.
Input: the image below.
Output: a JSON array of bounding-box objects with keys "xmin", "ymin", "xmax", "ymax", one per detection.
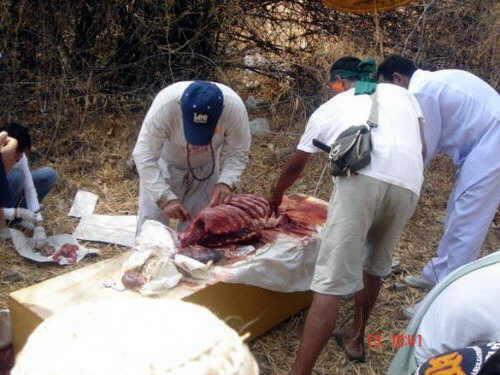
[
  {"xmin": 0, "ymin": 1, "xmax": 498, "ymax": 373},
  {"xmin": 0, "ymin": 94, "xmax": 498, "ymax": 375}
]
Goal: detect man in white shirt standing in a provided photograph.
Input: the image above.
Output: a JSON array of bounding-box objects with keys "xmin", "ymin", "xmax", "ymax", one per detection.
[
  {"xmin": 377, "ymin": 55, "xmax": 500, "ymax": 289},
  {"xmin": 133, "ymin": 81, "xmax": 251, "ymax": 235},
  {"xmin": 270, "ymin": 57, "xmax": 424, "ymax": 375}
]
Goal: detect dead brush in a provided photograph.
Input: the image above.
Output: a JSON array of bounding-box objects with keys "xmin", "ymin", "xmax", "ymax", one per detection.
[{"xmin": 0, "ymin": 1, "xmax": 498, "ymax": 374}]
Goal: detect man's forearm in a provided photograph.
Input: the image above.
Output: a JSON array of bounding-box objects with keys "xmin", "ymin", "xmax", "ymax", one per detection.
[
  {"xmin": 273, "ymin": 165, "xmax": 303, "ymax": 198},
  {"xmin": 133, "ymin": 154, "xmax": 177, "ymax": 207},
  {"xmin": 272, "ymin": 151, "xmax": 310, "ymax": 199}
]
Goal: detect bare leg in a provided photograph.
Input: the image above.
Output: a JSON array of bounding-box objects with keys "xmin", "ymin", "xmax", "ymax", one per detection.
[
  {"xmin": 344, "ymin": 272, "xmax": 383, "ymax": 357},
  {"xmin": 289, "ymin": 292, "xmax": 342, "ymax": 375}
]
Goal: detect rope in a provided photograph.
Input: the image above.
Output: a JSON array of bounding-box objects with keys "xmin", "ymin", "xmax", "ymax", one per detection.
[
  {"xmin": 314, "ymin": 160, "xmax": 329, "ymax": 197},
  {"xmin": 186, "ymin": 142, "xmax": 216, "ymax": 182}
]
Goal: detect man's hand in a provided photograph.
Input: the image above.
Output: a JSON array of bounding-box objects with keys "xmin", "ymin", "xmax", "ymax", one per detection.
[
  {"xmin": 3, "ymin": 208, "xmax": 39, "ymax": 224},
  {"xmin": 163, "ymin": 199, "xmax": 191, "ymax": 221},
  {"xmin": 209, "ymin": 183, "xmax": 232, "ymax": 207},
  {"xmin": 268, "ymin": 193, "xmax": 284, "ymax": 215},
  {"xmin": 0, "ymin": 131, "xmax": 19, "ymax": 172}
]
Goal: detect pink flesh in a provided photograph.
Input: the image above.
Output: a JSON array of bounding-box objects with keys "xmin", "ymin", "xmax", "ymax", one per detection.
[{"xmin": 179, "ymin": 193, "xmax": 328, "ymax": 249}]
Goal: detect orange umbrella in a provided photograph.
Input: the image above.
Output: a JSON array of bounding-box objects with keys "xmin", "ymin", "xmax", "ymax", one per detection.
[{"xmin": 322, "ymin": 0, "xmax": 415, "ymax": 14}]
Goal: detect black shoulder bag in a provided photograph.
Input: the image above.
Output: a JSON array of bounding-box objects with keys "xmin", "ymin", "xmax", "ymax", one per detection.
[{"xmin": 313, "ymin": 91, "xmax": 379, "ymax": 177}]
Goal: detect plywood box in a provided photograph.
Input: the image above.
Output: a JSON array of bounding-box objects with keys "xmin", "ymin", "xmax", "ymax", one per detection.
[{"xmin": 9, "ymin": 252, "xmax": 312, "ymax": 354}]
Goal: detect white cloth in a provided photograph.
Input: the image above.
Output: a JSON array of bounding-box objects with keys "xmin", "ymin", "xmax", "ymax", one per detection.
[
  {"xmin": 133, "ymin": 81, "xmax": 251, "ymax": 234},
  {"xmin": 409, "ymin": 69, "xmax": 500, "ymax": 283},
  {"xmin": 298, "ymin": 84, "xmax": 424, "ymax": 196},
  {"xmin": 414, "ymin": 262, "xmax": 500, "ymax": 365}
]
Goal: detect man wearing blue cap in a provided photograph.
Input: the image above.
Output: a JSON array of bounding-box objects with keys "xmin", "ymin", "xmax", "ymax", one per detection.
[{"xmin": 133, "ymin": 81, "xmax": 251, "ymax": 235}]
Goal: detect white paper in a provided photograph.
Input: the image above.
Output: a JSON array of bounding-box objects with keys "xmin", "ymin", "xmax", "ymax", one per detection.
[
  {"xmin": 9, "ymin": 229, "xmax": 100, "ymax": 265},
  {"xmin": 73, "ymin": 215, "xmax": 137, "ymax": 248},
  {"xmin": 68, "ymin": 190, "xmax": 99, "ymax": 218}
]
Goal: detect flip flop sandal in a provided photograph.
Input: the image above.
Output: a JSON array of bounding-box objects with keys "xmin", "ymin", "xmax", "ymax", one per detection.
[{"xmin": 332, "ymin": 330, "xmax": 366, "ymax": 363}]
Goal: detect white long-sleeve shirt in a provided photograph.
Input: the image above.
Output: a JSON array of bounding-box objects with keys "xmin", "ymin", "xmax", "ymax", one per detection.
[
  {"xmin": 133, "ymin": 81, "xmax": 251, "ymax": 206},
  {"xmin": 16, "ymin": 155, "xmax": 40, "ymax": 213},
  {"xmin": 409, "ymin": 69, "xmax": 500, "ymax": 167}
]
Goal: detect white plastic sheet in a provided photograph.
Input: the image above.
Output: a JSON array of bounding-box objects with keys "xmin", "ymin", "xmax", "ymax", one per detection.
[
  {"xmin": 174, "ymin": 254, "xmax": 213, "ymax": 281},
  {"xmin": 211, "ymin": 232, "xmax": 321, "ymax": 293},
  {"xmin": 119, "ymin": 220, "xmax": 182, "ymax": 295},
  {"xmin": 120, "ymin": 220, "xmax": 323, "ymax": 294}
]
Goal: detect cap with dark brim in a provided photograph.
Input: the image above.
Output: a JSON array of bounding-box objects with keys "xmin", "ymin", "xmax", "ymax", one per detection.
[{"xmin": 181, "ymin": 81, "xmax": 224, "ymax": 146}]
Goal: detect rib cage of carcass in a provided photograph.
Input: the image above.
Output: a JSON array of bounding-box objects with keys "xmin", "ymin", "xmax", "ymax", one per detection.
[{"xmin": 179, "ymin": 194, "xmax": 327, "ymax": 248}]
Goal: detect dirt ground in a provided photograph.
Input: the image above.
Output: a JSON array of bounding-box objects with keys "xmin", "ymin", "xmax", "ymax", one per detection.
[{"xmin": 0, "ymin": 109, "xmax": 498, "ymax": 375}]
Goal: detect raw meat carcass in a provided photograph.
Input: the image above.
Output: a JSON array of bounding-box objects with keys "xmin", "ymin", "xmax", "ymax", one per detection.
[
  {"xmin": 277, "ymin": 194, "xmax": 328, "ymax": 236},
  {"xmin": 179, "ymin": 194, "xmax": 276, "ymax": 248}
]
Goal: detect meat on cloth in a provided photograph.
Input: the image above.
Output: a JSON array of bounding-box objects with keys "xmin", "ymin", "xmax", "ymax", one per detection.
[
  {"xmin": 179, "ymin": 193, "xmax": 327, "ymax": 249},
  {"xmin": 179, "ymin": 194, "xmax": 276, "ymax": 248}
]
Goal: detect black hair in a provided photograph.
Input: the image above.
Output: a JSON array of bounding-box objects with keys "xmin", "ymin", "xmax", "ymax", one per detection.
[
  {"xmin": 0, "ymin": 122, "xmax": 31, "ymax": 153},
  {"xmin": 479, "ymin": 349, "xmax": 500, "ymax": 375},
  {"xmin": 376, "ymin": 55, "xmax": 417, "ymax": 81},
  {"xmin": 329, "ymin": 56, "xmax": 362, "ymax": 82}
]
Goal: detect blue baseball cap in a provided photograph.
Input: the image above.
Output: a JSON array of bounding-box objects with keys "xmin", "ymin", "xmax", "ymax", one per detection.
[{"xmin": 181, "ymin": 81, "xmax": 224, "ymax": 146}]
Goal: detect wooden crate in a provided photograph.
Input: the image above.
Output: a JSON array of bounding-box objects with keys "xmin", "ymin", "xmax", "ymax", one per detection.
[{"xmin": 9, "ymin": 252, "xmax": 312, "ymax": 354}]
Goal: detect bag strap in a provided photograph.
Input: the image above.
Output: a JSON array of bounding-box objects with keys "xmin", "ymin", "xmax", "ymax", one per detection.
[{"xmin": 367, "ymin": 89, "xmax": 379, "ymax": 128}]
